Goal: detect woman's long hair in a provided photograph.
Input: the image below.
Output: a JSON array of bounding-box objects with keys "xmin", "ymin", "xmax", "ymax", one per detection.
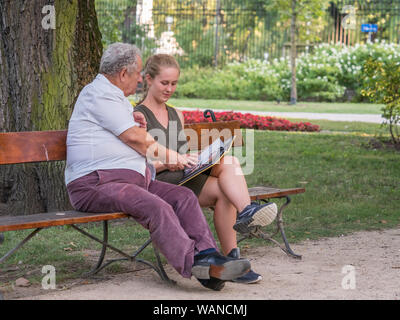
[{"xmin": 137, "ymin": 54, "xmax": 180, "ymax": 105}]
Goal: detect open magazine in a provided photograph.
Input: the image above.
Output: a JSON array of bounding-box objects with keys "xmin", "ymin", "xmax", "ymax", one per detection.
[{"xmin": 178, "ymin": 135, "xmax": 235, "ymax": 185}]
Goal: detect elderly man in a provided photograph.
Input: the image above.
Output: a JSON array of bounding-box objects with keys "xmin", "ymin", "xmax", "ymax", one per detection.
[{"xmin": 65, "ymin": 43, "xmax": 250, "ymax": 291}]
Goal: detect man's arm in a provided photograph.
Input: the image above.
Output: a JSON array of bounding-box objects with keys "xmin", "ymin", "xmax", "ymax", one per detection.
[{"xmin": 118, "ymin": 126, "xmax": 187, "ymax": 171}]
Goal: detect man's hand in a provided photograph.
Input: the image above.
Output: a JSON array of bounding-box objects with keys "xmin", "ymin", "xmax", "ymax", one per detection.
[
  {"xmin": 133, "ymin": 111, "xmax": 147, "ymax": 129},
  {"xmin": 119, "ymin": 126, "xmax": 193, "ymax": 173}
]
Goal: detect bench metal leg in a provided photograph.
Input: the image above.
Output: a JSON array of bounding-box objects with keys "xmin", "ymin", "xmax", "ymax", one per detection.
[
  {"xmin": 237, "ymin": 196, "xmax": 302, "ymax": 259},
  {"xmin": 152, "ymin": 244, "xmax": 175, "ymax": 284},
  {"xmin": 0, "ymin": 228, "xmax": 42, "ymax": 264},
  {"xmin": 275, "ymin": 197, "xmax": 302, "ymax": 259},
  {"xmin": 125, "ymin": 242, "xmax": 175, "ymax": 285},
  {"xmin": 0, "ymin": 233, "xmax": 3, "ymax": 299},
  {"xmin": 0, "ymin": 222, "xmax": 174, "ymax": 285},
  {"xmin": 71, "ymin": 221, "xmax": 175, "ymax": 283},
  {"xmin": 0, "ymin": 232, "xmax": 6, "ymax": 299},
  {"xmin": 91, "ymin": 220, "xmax": 108, "ymax": 274},
  {"xmin": 72, "ymin": 221, "xmax": 109, "ymax": 277},
  {"xmin": 0, "ymin": 228, "xmax": 42, "ymax": 300}
]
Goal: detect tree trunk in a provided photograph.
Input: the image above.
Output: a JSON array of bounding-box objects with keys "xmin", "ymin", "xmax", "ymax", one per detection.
[
  {"xmin": 0, "ymin": 0, "xmax": 102, "ymax": 216},
  {"xmin": 122, "ymin": 1, "xmax": 138, "ymax": 43},
  {"xmin": 290, "ymin": 0, "xmax": 297, "ymax": 105},
  {"xmin": 214, "ymin": 0, "xmax": 221, "ymax": 67}
]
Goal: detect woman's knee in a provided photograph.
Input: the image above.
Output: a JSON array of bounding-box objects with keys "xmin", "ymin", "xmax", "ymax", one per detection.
[
  {"xmin": 213, "ymin": 155, "xmax": 241, "ymax": 175},
  {"xmin": 198, "ymin": 177, "xmax": 228, "ymax": 208},
  {"xmin": 221, "ymin": 155, "xmax": 242, "ymax": 170}
]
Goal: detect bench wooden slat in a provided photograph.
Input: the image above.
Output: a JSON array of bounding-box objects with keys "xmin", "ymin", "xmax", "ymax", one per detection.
[
  {"xmin": 0, "ymin": 211, "xmax": 129, "ymax": 232},
  {"xmin": 184, "ymin": 120, "xmax": 243, "ymax": 150},
  {"xmin": 249, "ymin": 186, "xmax": 305, "ymax": 200},
  {"xmin": 0, "ymin": 121, "xmax": 241, "ymax": 165},
  {"xmin": 0, "ymin": 130, "xmax": 67, "ymax": 165}
]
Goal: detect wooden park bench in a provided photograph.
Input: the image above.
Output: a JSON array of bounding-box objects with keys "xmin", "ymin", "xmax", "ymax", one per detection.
[{"xmin": 0, "ymin": 110, "xmax": 305, "ymax": 291}]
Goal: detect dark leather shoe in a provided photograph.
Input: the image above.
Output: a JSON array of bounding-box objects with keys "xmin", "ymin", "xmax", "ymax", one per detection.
[
  {"xmin": 197, "ymin": 277, "xmax": 226, "ymax": 291},
  {"xmin": 192, "ymin": 251, "xmax": 250, "ymax": 281}
]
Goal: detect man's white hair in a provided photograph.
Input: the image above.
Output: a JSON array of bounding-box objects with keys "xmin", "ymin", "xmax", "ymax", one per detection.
[{"xmin": 99, "ymin": 43, "xmax": 141, "ymax": 75}]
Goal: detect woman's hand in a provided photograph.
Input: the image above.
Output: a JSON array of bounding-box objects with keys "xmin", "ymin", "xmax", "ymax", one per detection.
[
  {"xmin": 164, "ymin": 151, "xmax": 198, "ymax": 172},
  {"xmin": 181, "ymin": 153, "xmax": 198, "ymax": 168},
  {"xmin": 164, "ymin": 151, "xmax": 187, "ymax": 172}
]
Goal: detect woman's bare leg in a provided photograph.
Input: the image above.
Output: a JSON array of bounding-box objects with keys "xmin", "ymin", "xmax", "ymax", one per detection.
[
  {"xmin": 209, "ymin": 155, "xmax": 251, "ymax": 212},
  {"xmin": 198, "ymin": 176, "xmax": 237, "ymax": 255}
]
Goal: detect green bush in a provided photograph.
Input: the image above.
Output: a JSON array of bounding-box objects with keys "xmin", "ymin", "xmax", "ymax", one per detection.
[
  {"xmin": 176, "ymin": 59, "xmax": 283, "ymax": 101},
  {"xmin": 362, "ymin": 58, "xmax": 400, "ymax": 145}
]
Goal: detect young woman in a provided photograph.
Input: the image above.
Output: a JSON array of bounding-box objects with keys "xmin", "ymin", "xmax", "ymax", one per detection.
[{"xmin": 134, "ymin": 54, "xmax": 278, "ymax": 284}]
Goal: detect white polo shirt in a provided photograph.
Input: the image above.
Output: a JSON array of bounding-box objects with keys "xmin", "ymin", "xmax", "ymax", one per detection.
[{"xmin": 65, "ymin": 74, "xmax": 147, "ymax": 185}]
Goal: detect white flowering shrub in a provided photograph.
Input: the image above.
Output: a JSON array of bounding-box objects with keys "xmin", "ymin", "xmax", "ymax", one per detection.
[{"xmin": 298, "ymin": 41, "xmax": 400, "ymax": 101}]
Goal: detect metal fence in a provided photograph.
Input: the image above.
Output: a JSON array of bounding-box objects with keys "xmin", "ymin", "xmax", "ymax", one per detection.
[
  {"xmin": 327, "ymin": 0, "xmax": 400, "ymax": 46},
  {"xmin": 95, "ymin": 0, "xmax": 400, "ymax": 68}
]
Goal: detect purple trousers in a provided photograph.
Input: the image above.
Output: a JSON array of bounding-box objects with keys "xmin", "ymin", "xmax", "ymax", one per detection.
[{"xmin": 66, "ymin": 168, "xmax": 218, "ymax": 278}]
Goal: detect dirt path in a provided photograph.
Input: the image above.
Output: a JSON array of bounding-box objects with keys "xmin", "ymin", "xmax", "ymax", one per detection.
[{"xmin": 6, "ymin": 227, "xmax": 400, "ymax": 300}]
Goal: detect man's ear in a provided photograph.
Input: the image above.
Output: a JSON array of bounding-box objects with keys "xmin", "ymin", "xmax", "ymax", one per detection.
[{"xmin": 119, "ymin": 67, "xmax": 128, "ymax": 82}]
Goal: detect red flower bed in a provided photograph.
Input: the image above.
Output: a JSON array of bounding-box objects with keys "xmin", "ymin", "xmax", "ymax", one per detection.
[{"xmin": 183, "ymin": 110, "xmax": 320, "ymax": 132}]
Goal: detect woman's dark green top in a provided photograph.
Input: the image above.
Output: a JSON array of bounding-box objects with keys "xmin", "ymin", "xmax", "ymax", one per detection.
[{"xmin": 134, "ymin": 104, "xmax": 209, "ymax": 196}]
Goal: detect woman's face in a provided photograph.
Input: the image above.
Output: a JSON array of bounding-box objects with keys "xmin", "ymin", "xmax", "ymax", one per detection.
[{"xmin": 147, "ymin": 67, "xmax": 179, "ymax": 103}]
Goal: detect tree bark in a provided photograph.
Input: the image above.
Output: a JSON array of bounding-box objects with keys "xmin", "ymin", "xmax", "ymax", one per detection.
[
  {"xmin": 0, "ymin": 0, "xmax": 102, "ymax": 215},
  {"xmin": 290, "ymin": 0, "xmax": 297, "ymax": 105}
]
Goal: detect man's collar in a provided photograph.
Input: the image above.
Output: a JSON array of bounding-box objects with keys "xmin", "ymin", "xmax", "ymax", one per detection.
[{"xmin": 96, "ymin": 73, "xmax": 125, "ymax": 98}]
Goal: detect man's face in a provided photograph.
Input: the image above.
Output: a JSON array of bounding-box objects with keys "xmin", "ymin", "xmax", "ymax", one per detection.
[{"xmin": 121, "ymin": 56, "xmax": 143, "ymax": 97}]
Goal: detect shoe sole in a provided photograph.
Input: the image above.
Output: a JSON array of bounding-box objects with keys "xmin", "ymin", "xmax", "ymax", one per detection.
[
  {"xmin": 231, "ymin": 275, "xmax": 262, "ymax": 284},
  {"xmin": 233, "ymin": 203, "xmax": 278, "ymax": 233},
  {"xmin": 248, "ymin": 202, "xmax": 277, "ymax": 227},
  {"xmin": 212, "ymin": 280, "xmax": 226, "ymax": 291},
  {"xmin": 192, "ymin": 259, "xmax": 251, "ymax": 281},
  {"xmin": 199, "ymin": 277, "xmax": 226, "ymax": 291}
]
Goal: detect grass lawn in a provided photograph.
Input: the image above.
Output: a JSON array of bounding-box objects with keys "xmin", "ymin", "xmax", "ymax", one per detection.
[
  {"xmin": 287, "ymin": 119, "xmax": 388, "ymax": 136},
  {"xmin": 168, "ymin": 98, "xmax": 383, "ymax": 114},
  {"xmin": 1, "ymin": 120, "xmax": 399, "ymax": 287},
  {"xmin": 243, "ymin": 129, "xmax": 399, "ymax": 243}
]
